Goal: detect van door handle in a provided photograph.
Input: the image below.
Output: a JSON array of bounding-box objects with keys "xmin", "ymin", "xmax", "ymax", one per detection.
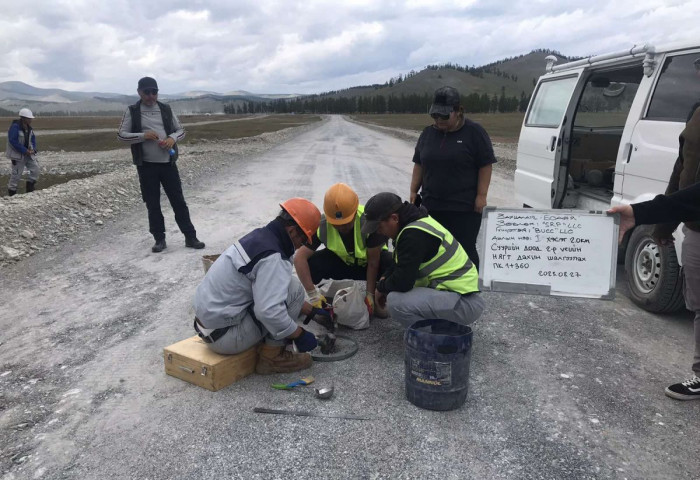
[
  {"xmin": 549, "ymin": 136, "xmax": 557, "ymax": 152},
  {"xmin": 624, "ymin": 142, "xmax": 633, "ymax": 163}
]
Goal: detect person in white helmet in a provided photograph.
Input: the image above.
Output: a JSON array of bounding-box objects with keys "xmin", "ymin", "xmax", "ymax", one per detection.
[{"xmin": 5, "ymin": 108, "xmax": 39, "ymax": 196}]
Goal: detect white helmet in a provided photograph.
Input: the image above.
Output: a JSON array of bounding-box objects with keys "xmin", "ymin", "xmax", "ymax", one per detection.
[{"xmin": 19, "ymin": 108, "xmax": 34, "ymax": 119}]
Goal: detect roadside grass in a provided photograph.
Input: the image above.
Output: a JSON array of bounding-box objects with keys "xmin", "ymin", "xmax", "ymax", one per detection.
[
  {"xmin": 29, "ymin": 115, "xmax": 321, "ymax": 152},
  {"xmin": 0, "ymin": 114, "xmax": 257, "ymax": 130},
  {"xmin": 350, "ymin": 113, "xmax": 524, "ymax": 142}
]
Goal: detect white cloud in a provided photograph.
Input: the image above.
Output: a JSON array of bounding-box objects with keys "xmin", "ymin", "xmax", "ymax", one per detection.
[{"xmin": 0, "ymin": 0, "xmax": 698, "ymax": 94}]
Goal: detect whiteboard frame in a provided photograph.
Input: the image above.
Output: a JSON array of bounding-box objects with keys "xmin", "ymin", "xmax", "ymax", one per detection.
[{"xmin": 477, "ymin": 207, "xmax": 619, "ymax": 300}]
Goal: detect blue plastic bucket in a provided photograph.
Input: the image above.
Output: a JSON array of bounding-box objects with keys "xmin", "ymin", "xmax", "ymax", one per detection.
[{"xmin": 404, "ymin": 319, "xmax": 472, "ymax": 411}]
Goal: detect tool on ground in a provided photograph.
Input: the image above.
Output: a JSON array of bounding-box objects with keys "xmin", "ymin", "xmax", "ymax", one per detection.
[
  {"xmin": 253, "ymin": 407, "xmax": 369, "ymax": 420},
  {"xmin": 314, "ymin": 384, "xmax": 335, "ymax": 399},
  {"xmin": 271, "ymin": 376, "xmax": 315, "ymax": 390},
  {"xmin": 317, "ymin": 332, "xmax": 337, "ymax": 355},
  {"xmin": 303, "ymin": 300, "xmax": 340, "ymax": 355}
]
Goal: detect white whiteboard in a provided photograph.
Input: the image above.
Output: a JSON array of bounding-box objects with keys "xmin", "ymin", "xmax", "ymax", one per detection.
[{"xmin": 478, "ymin": 207, "xmax": 618, "ymax": 299}]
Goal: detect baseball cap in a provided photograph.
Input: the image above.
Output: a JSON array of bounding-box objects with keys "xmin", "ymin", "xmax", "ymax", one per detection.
[
  {"xmin": 138, "ymin": 77, "xmax": 159, "ymax": 90},
  {"xmin": 428, "ymin": 86, "xmax": 460, "ymax": 116},
  {"xmin": 361, "ymin": 192, "xmax": 403, "ymax": 235}
]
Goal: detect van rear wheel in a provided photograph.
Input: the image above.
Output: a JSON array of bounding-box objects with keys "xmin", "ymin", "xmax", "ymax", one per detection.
[{"xmin": 624, "ymin": 226, "xmax": 684, "ymax": 313}]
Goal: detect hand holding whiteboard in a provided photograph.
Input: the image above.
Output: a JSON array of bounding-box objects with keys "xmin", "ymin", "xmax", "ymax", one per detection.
[{"xmin": 478, "ymin": 207, "xmax": 619, "ymax": 299}]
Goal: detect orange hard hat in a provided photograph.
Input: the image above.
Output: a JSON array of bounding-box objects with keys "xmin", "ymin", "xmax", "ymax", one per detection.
[
  {"xmin": 324, "ymin": 183, "xmax": 359, "ymax": 225},
  {"xmin": 280, "ymin": 198, "xmax": 321, "ymax": 243}
]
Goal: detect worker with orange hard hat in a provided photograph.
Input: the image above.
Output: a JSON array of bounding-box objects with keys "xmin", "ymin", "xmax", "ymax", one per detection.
[
  {"xmin": 193, "ymin": 198, "xmax": 324, "ymax": 374},
  {"xmin": 294, "ymin": 183, "xmax": 393, "ymax": 318}
]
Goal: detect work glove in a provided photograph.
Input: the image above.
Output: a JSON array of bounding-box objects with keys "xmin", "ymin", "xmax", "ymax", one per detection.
[
  {"xmin": 364, "ymin": 292, "xmax": 375, "ymax": 316},
  {"xmin": 11, "ymin": 159, "xmax": 16, "ymax": 166},
  {"xmin": 306, "ymin": 287, "xmax": 327, "ymax": 309},
  {"xmin": 293, "ymin": 329, "xmax": 318, "ymax": 353}
]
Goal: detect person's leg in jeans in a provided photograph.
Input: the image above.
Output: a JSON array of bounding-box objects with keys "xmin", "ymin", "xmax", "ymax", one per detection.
[
  {"xmin": 160, "ymin": 163, "xmax": 197, "ymax": 239},
  {"xmin": 386, "ymin": 287, "xmax": 484, "ymax": 328},
  {"xmin": 25, "ymin": 156, "xmax": 40, "ymax": 192},
  {"xmin": 136, "ymin": 163, "xmax": 166, "ymax": 241},
  {"xmin": 666, "ymin": 227, "xmax": 700, "ymax": 400},
  {"xmin": 7, "ymin": 156, "xmax": 26, "ymax": 194},
  {"xmin": 428, "ymin": 210, "xmax": 482, "ymax": 271}
]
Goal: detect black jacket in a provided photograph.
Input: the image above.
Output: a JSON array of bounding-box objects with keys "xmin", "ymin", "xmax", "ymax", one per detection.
[{"xmin": 377, "ymin": 203, "xmax": 441, "ymax": 293}]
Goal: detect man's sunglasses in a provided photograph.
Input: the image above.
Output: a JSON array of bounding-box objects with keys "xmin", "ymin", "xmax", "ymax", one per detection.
[
  {"xmin": 142, "ymin": 88, "xmax": 159, "ymax": 96},
  {"xmin": 430, "ymin": 112, "xmax": 451, "ymax": 120}
]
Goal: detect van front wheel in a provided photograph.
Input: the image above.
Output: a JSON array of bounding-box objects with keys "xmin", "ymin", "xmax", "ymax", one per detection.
[{"xmin": 624, "ymin": 226, "xmax": 684, "ymax": 313}]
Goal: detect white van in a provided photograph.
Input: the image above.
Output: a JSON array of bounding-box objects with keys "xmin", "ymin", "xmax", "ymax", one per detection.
[{"xmin": 515, "ymin": 42, "xmax": 700, "ymax": 313}]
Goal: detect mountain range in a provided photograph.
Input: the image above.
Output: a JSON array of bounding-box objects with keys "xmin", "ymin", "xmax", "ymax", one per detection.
[{"xmin": 0, "ymin": 50, "xmax": 571, "ymax": 115}]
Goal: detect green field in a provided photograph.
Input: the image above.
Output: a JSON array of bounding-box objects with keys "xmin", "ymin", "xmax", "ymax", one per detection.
[
  {"xmin": 3, "ymin": 114, "xmax": 321, "ymax": 152},
  {"xmin": 351, "ymin": 113, "xmax": 524, "ymax": 142}
]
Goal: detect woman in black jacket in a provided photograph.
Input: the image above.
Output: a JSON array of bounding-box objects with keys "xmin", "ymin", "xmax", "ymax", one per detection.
[{"xmin": 410, "ymin": 86, "xmax": 496, "ymax": 270}]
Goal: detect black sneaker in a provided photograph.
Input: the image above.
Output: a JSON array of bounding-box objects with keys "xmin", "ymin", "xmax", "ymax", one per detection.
[
  {"xmin": 665, "ymin": 376, "xmax": 700, "ymax": 400},
  {"xmin": 152, "ymin": 239, "xmax": 167, "ymax": 253},
  {"xmin": 185, "ymin": 237, "xmax": 205, "ymax": 249}
]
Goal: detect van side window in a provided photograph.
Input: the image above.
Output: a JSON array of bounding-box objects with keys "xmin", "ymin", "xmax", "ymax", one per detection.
[
  {"xmin": 646, "ymin": 53, "xmax": 700, "ymax": 121},
  {"xmin": 526, "ymin": 76, "xmax": 579, "ymax": 127},
  {"xmin": 575, "ymin": 66, "xmax": 642, "ymax": 128}
]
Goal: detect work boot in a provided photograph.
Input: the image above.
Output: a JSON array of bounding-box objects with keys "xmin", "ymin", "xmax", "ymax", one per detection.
[
  {"xmin": 152, "ymin": 239, "xmax": 167, "ymax": 253},
  {"xmin": 8, "ymin": 189, "xmax": 16, "ymax": 197},
  {"xmin": 255, "ymin": 343, "xmax": 312, "ymax": 375},
  {"xmin": 25, "ymin": 181, "xmax": 35, "ymax": 193},
  {"xmin": 185, "ymin": 237, "xmax": 205, "ymax": 249}
]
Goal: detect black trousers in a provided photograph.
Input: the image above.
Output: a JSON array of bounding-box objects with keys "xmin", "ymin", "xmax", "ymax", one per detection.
[
  {"xmin": 136, "ymin": 162, "xmax": 196, "ymax": 241},
  {"xmin": 428, "ymin": 210, "xmax": 482, "ymax": 271},
  {"xmin": 308, "ymin": 248, "xmax": 394, "ymax": 284}
]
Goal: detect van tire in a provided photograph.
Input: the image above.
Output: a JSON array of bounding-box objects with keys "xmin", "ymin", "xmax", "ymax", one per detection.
[{"xmin": 624, "ymin": 226, "xmax": 685, "ymax": 313}]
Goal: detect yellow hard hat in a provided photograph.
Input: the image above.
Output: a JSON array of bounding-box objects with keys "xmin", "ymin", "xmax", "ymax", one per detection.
[
  {"xmin": 324, "ymin": 183, "xmax": 359, "ymax": 225},
  {"xmin": 280, "ymin": 198, "xmax": 321, "ymax": 243}
]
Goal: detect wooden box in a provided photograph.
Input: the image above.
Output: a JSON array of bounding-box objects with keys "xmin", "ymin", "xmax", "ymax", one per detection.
[{"xmin": 164, "ymin": 336, "xmax": 258, "ymax": 391}]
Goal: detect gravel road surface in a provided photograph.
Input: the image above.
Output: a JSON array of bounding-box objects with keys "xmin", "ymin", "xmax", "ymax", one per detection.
[{"xmin": 1, "ymin": 116, "xmax": 698, "ymax": 480}]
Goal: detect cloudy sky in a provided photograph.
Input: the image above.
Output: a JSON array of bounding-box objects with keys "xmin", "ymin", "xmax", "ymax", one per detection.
[{"xmin": 1, "ymin": 0, "xmax": 699, "ymax": 95}]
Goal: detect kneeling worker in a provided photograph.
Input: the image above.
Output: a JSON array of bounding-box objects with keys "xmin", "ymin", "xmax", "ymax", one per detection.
[
  {"xmin": 193, "ymin": 198, "xmax": 321, "ymax": 374},
  {"xmin": 360, "ymin": 192, "xmax": 485, "ymax": 328},
  {"xmin": 294, "ymin": 183, "xmax": 393, "ymax": 317}
]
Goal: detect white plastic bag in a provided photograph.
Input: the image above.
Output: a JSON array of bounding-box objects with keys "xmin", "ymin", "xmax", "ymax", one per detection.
[{"xmin": 317, "ymin": 279, "xmax": 370, "ymax": 330}]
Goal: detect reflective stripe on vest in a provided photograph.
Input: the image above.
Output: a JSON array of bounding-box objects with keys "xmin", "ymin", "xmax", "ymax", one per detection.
[
  {"xmin": 318, "ymin": 205, "xmax": 369, "ymax": 266},
  {"xmin": 395, "ymin": 216, "xmax": 478, "ymax": 294}
]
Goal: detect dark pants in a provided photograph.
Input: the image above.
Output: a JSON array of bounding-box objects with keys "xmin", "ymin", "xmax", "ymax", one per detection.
[
  {"xmin": 308, "ymin": 248, "xmax": 393, "ymax": 284},
  {"xmin": 428, "ymin": 210, "xmax": 482, "ymax": 271},
  {"xmin": 136, "ymin": 162, "xmax": 196, "ymax": 241}
]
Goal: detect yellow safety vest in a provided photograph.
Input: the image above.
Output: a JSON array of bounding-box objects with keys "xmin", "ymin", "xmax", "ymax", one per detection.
[
  {"xmin": 395, "ymin": 216, "xmax": 478, "ymax": 294},
  {"xmin": 318, "ymin": 205, "xmax": 369, "ymax": 266}
]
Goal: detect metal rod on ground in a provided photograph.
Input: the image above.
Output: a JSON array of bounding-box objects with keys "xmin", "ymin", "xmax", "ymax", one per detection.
[{"xmin": 253, "ymin": 407, "xmax": 371, "ymax": 420}]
